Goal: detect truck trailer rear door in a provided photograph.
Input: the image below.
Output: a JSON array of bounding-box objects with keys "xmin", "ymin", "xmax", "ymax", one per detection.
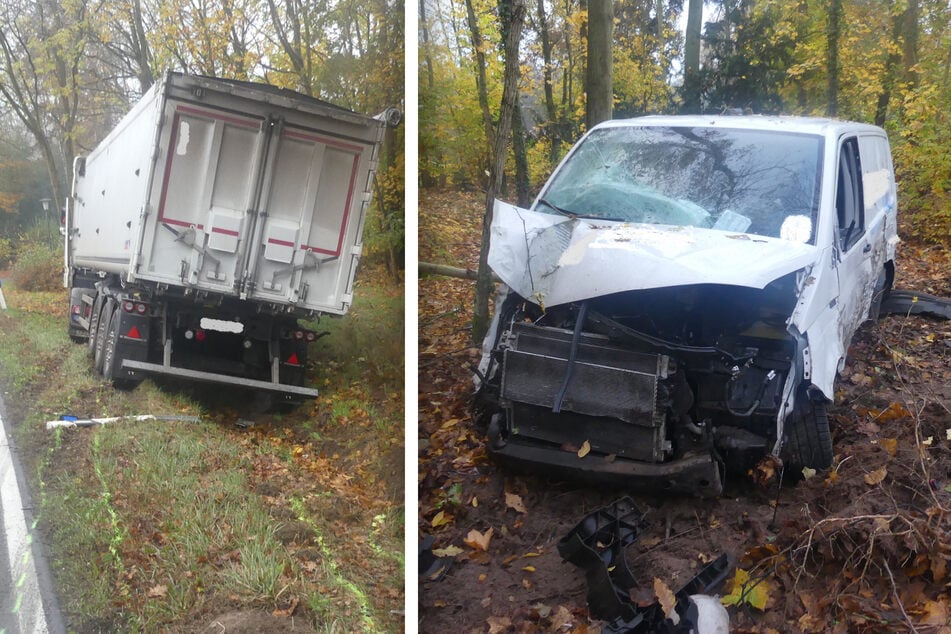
[
  {"xmin": 147, "ymin": 104, "xmax": 267, "ymax": 294},
  {"xmin": 243, "ymin": 123, "xmax": 377, "ymax": 314}
]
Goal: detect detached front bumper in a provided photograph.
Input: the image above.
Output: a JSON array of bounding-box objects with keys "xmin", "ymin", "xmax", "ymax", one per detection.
[{"xmin": 488, "ymin": 417, "xmax": 723, "ymax": 497}]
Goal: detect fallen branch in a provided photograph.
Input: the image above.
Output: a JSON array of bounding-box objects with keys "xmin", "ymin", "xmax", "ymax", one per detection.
[{"xmin": 419, "ymin": 262, "xmax": 500, "ymax": 282}]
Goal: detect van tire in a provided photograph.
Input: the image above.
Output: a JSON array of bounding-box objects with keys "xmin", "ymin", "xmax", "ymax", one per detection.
[
  {"xmin": 869, "ymin": 263, "xmax": 893, "ymax": 321},
  {"xmin": 782, "ymin": 396, "xmax": 833, "ymax": 471}
]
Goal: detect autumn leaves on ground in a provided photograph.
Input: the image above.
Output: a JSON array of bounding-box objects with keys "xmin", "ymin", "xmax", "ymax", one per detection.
[
  {"xmin": 0, "ymin": 269, "xmax": 403, "ymax": 633},
  {"xmin": 418, "ymin": 189, "xmax": 951, "ymax": 632}
]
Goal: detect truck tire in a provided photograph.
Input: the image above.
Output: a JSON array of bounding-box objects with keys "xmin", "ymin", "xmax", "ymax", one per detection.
[
  {"xmin": 87, "ymin": 293, "xmax": 105, "ymax": 354},
  {"xmin": 94, "ymin": 299, "xmax": 115, "ymax": 373},
  {"xmin": 782, "ymin": 395, "xmax": 833, "ymax": 471},
  {"xmin": 101, "ymin": 306, "xmax": 139, "ymax": 389}
]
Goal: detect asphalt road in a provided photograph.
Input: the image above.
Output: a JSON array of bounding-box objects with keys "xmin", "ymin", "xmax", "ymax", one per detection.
[{"xmin": 0, "ymin": 392, "xmax": 64, "ymax": 634}]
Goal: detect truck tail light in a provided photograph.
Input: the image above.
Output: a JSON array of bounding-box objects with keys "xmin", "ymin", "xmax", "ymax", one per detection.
[{"xmin": 122, "ymin": 300, "xmax": 148, "ymax": 314}]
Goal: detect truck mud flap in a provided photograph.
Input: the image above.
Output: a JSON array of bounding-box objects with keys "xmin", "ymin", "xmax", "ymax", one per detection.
[
  {"xmin": 558, "ymin": 497, "xmax": 733, "ymax": 633},
  {"xmin": 121, "ymin": 360, "xmax": 319, "ymax": 398}
]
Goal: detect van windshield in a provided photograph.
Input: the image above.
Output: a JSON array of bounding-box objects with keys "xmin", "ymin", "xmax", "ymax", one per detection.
[{"xmin": 536, "ymin": 126, "xmax": 824, "ymax": 243}]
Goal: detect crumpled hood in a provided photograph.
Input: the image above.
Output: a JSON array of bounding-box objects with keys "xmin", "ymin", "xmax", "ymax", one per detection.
[{"xmin": 488, "ymin": 200, "xmax": 819, "ymax": 307}]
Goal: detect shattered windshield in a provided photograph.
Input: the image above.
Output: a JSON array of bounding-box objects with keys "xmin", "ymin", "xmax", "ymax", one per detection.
[{"xmin": 536, "ymin": 125, "xmax": 824, "ymax": 243}]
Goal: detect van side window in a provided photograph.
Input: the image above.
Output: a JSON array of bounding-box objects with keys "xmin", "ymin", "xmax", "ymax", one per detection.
[
  {"xmin": 836, "ymin": 137, "xmax": 865, "ymax": 251},
  {"xmin": 857, "ymin": 135, "xmax": 895, "ymax": 218}
]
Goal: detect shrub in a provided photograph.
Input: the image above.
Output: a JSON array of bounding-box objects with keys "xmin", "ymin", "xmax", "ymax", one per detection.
[
  {"xmin": 0, "ymin": 236, "xmax": 11, "ymax": 269},
  {"xmin": 11, "ymin": 241, "xmax": 62, "ymax": 291},
  {"xmin": 891, "ymin": 87, "xmax": 951, "ymax": 245}
]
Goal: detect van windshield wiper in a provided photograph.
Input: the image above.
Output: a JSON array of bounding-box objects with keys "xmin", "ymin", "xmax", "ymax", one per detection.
[
  {"xmin": 537, "ymin": 197, "xmax": 627, "ymax": 223},
  {"xmin": 536, "ymin": 198, "xmax": 577, "ymax": 217}
]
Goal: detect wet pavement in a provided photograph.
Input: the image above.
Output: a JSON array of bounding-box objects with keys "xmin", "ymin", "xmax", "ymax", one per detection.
[{"xmin": 0, "ymin": 393, "xmax": 64, "ymax": 633}]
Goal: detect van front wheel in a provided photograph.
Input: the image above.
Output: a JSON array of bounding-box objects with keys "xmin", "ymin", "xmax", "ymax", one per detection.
[{"xmin": 782, "ymin": 396, "xmax": 833, "ymax": 471}]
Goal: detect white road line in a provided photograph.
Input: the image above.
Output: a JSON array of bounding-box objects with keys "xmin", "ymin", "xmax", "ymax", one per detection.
[{"xmin": 0, "ymin": 410, "xmax": 49, "ymax": 633}]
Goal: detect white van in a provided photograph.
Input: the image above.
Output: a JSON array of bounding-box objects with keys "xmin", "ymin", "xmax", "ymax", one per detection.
[{"xmin": 477, "ymin": 115, "xmax": 899, "ymax": 496}]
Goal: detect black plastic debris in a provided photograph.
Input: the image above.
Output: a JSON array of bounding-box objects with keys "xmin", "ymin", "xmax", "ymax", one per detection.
[
  {"xmin": 881, "ymin": 290, "xmax": 951, "ymax": 320},
  {"xmin": 419, "ymin": 534, "xmax": 452, "ymax": 582},
  {"xmin": 558, "ymin": 497, "xmax": 733, "ymax": 633}
]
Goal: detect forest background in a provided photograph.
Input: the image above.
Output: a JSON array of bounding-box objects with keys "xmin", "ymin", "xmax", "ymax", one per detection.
[
  {"xmin": 0, "ymin": 0, "xmax": 405, "ymax": 283},
  {"xmin": 419, "ymin": 0, "xmax": 951, "ymax": 256},
  {"xmin": 417, "ymin": 2, "xmax": 951, "ymax": 630}
]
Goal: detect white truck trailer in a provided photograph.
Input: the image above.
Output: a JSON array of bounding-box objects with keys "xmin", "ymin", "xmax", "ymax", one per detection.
[{"xmin": 65, "ymin": 72, "xmax": 398, "ymax": 399}]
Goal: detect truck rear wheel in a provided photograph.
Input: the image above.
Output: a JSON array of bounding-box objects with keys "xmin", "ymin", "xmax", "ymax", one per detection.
[
  {"xmin": 782, "ymin": 395, "xmax": 833, "ymax": 471},
  {"xmin": 87, "ymin": 293, "xmax": 105, "ymax": 354},
  {"xmin": 94, "ymin": 299, "xmax": 115, "ymax": 373},
  {"xmin": 101, "ymin": 306, "xmax": 139, "ymax": 389}
]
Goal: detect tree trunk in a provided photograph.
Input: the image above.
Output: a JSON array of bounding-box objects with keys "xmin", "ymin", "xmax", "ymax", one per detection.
[
  {"xmin": 473, "ymin": 0, "xmax": 527, "ymax": 343},
  {"xmin": 874, "ymin": 6, "xmax": 904, "ymax": 127},
  {"xmin": 900, "ymin": 0, "xmax": 918, "ymax": 92},
  {"xmin": 826, "ymin": 0, "xmax": 841, "ymax": 117},
  {"xmin": 419, "ymin": 0, "xmax": 440, "ymax": 187},
  {"xmin": 585, "ymin": 0, "xmax": 613, "ymax": 128},
  {"xmin": 420, "ymin": 262, "xmax": 500, "ymax": 281},
  {"xmin": 465, "ymin": 0, "xmax": 495, "ymax": 164},
  {"xmin": 512, "ymin": 99, "xmax": 530, "ymax": 206},
  {"xmin": 536, "ymin": 0, "xmax": 560, "ymax": 164},
  {"xmin": 420, "ymin": 0, "xmax": 436, "ymax": 90},
  {"xmin": 683, "ymin": 0, "xmax": 702, "ymax": 113}
]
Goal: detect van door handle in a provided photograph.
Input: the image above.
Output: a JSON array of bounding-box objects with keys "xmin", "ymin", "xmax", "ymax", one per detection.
[{"xmin": 863, "ymin": 243, "xmax": 872, "ymax": 254}]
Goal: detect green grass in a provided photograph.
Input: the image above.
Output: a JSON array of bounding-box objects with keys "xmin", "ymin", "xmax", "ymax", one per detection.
[
  {"xmin": 309, "ymin": 280, "xmax": 404, "ymax": 391},
  {"xmin": 0, "ymin": 274, "xmax": 404, "ymax": 632}
]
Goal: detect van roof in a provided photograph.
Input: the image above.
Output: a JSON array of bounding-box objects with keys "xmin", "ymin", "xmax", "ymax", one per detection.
[{"xmin": 594, "ymin": 115, "xmax": 886, "ymax": 137}]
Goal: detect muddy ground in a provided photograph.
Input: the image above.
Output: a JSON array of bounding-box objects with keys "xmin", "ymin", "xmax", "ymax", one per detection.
[{"xmin": 417, "ymin": 189, "xmax": 951, "ymax": 633}]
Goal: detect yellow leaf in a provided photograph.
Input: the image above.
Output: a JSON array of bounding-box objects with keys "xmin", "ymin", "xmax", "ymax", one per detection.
[
  {"xmin": 464, "ymin": 527, "xmax": 494, "ymax": 551},
  {"xmin": 505, "ymin": 492, "xmax": 527, "ymax": 514},
  {"xmin": 880, "ymin": 437, "xmax": 898, "ymax": 458},
  {"xmin": 920, "ymin": 599, "xmax": 949, "ymax": 626},
  {"xmin": 550, "ymin": 605, "xmax": 573, "ymax": 630},
  {"xmin": 721, "ymin": 568, "xmax": 772, "ymax": 610},
  {"xmin": 522, "ymin": 565, "xmax": 536, "ymax": 572},
  {"xmin": 653, "ymin": 577, "xmax": 677, "ymax": 619},
  {"xmin": 864, "ymin": 465, "xmax": 887, "ymax": 485},
  {"xmin": 578, "ymin": 440, "xmax": 591, "ymax": 458},
  {"xmin": 431, "ymin": 510, "xmax": 452, "ymax": 528},
  {"xmin": 432, "ymin": 545, "xmax": 464, "ymax": 557}
]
